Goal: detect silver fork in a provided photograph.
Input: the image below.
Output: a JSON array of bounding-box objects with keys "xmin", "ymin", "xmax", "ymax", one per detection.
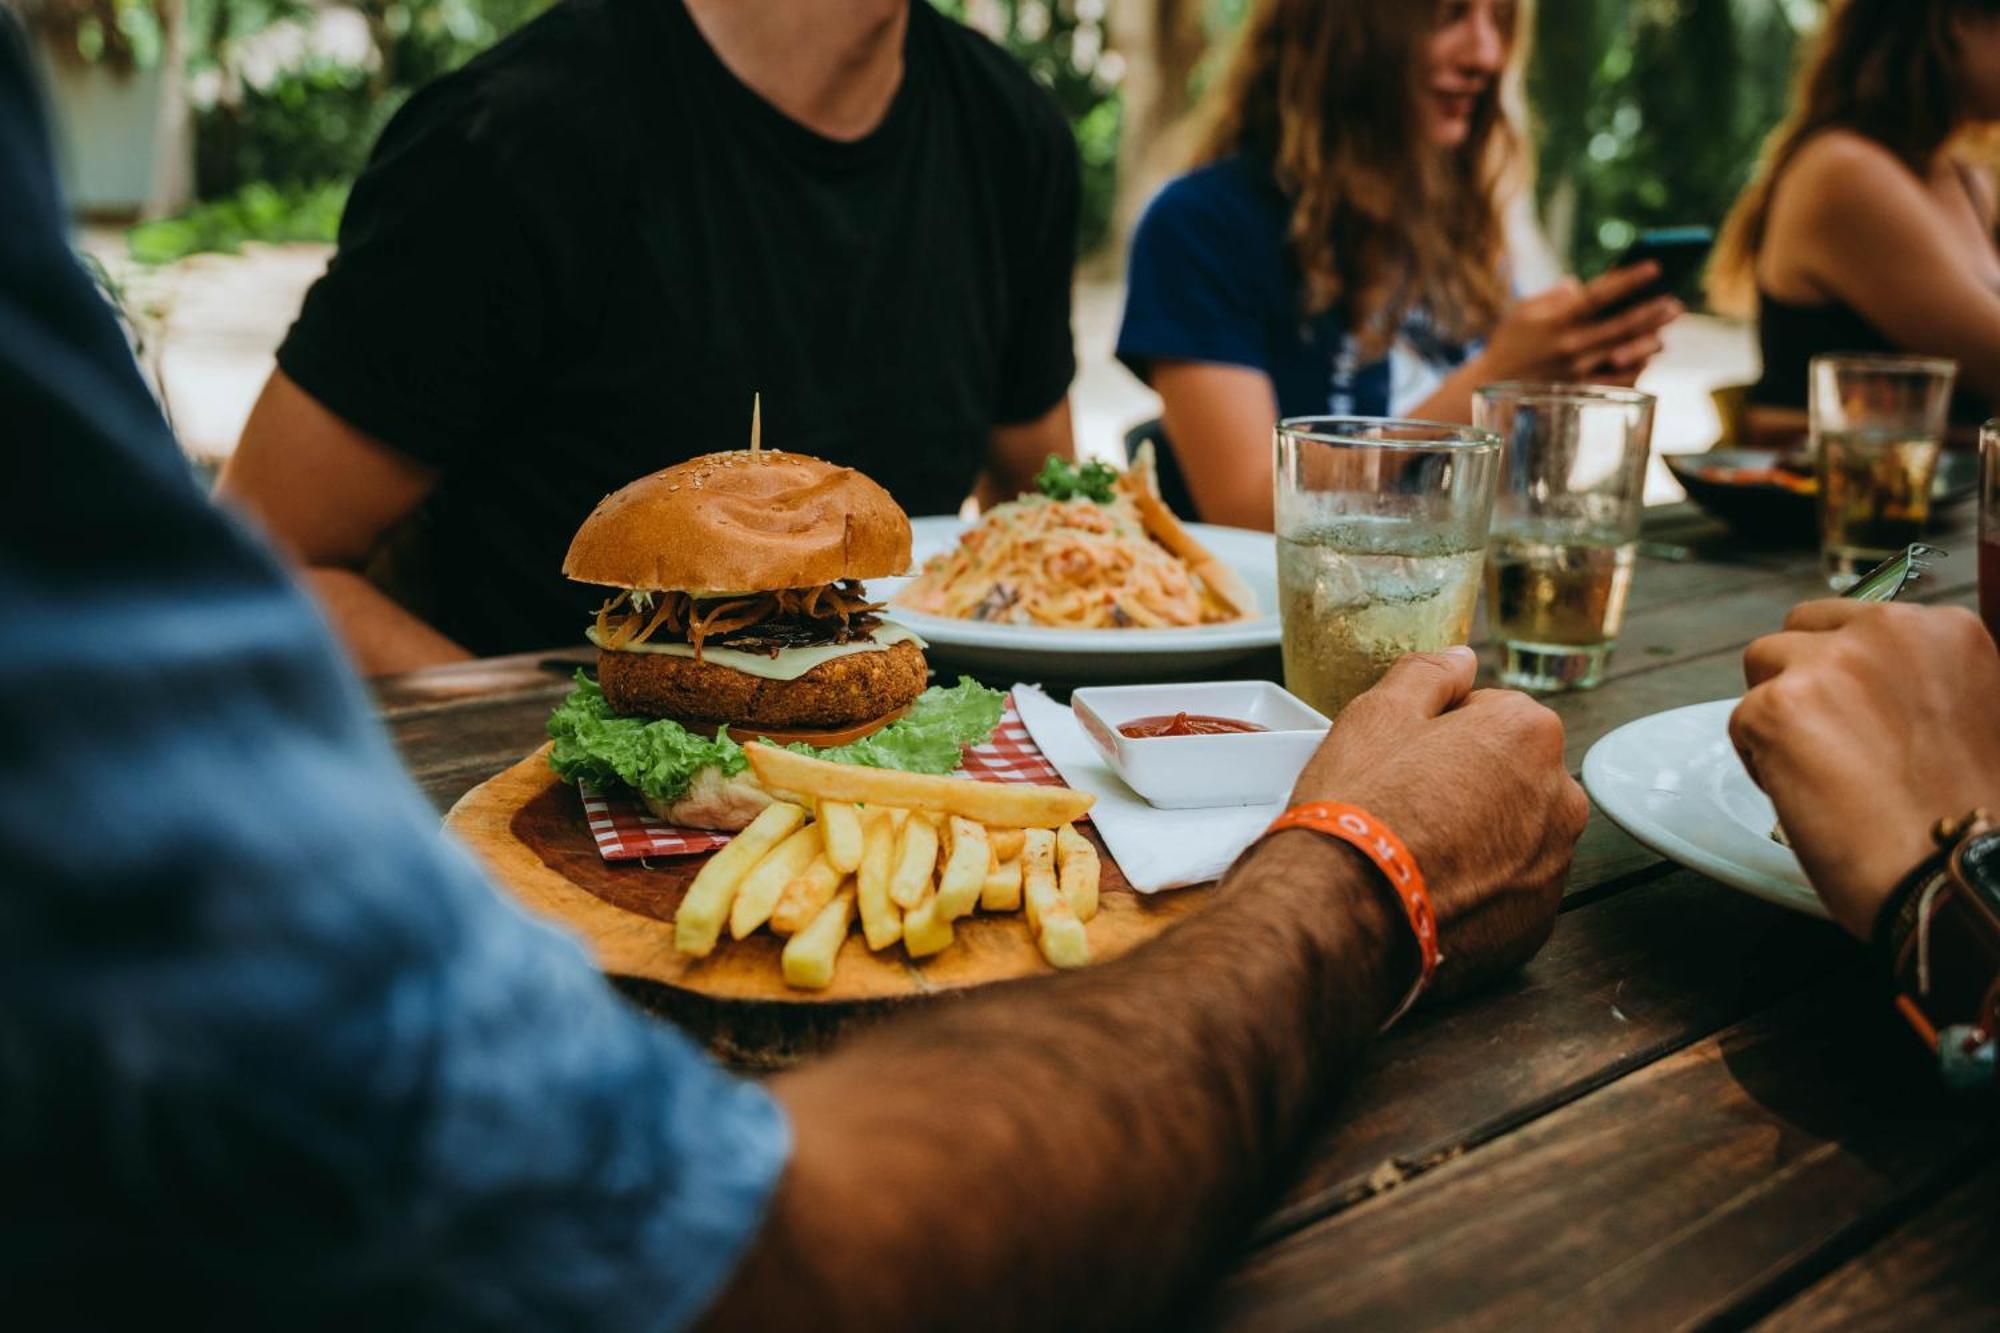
[{"xmin": 1841, "ymin": 543, "xmax": 1947, "ymax": 603}]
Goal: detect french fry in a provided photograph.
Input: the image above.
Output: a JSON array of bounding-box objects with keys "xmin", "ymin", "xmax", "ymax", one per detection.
[
  {"xmin": 935, "ymin": 816, "xmax": 989, "ymax": 919},
  {"xmin": 1037, "ymin": 914, "xmax": 1092, "ymax": 969},
  {"xmin": 1019, "ymin": 829, "xmax": 1091, "ymax": 968},
  {"xmin": 728, "ymin": 824, "xmax": 823, "ymax": 940},
  {"xmin": 855, "ymin": 809, "xmax": 902, "ymax": 951},
  {"xmin": 902, "ymin": 895, "xmax": 955, "ymax": 958},
  {"xmin": 818, "ymin": 800, "xmax": 864, "ymax": 874},
  {"xmin": 986, "ymin": 827, "xmax": 1026, "ymax": 863},
  {"xmin": 769, "ymin": 855, "xmax": 844, "ymax": 936},
  {"xmin": 980, "ymin": 857, "xmax": 1023, "ymax": 912},
  {"xmin": 746, "ymin": 745, "xmax": 1094, "ymax": 827},
  {"xmin": 781, "ymin": 889, "xmax": 854, "ymax": 990},
  {"xmin": 674, "ymin": 801, "xmax": 807, "ymax": 956},
  {"xmin": 1056, "ymin": 823, "xmax": 1100, "ymax": 923},
  {"xmin": 1020, "ymin": 828, "xmax": 1060, "ymax": 933},
  {"xmin": 889, "ymin": 816, "xmax": 940, "ymax": 910}
]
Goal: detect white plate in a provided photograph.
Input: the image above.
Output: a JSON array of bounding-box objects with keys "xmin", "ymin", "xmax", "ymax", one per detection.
[
  {"xmin": 1581, "ymin": 698, "xmax": 1828, "ymax": 920},
  {"xmin": 866, "ymin": 515, "xmax": 1282, "ymax": 680}
]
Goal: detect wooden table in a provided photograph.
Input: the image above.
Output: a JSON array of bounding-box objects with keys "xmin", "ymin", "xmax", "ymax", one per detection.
[{"xmin": 374, "ymin": 503, "xmax": 1999, "ymax": 1330}]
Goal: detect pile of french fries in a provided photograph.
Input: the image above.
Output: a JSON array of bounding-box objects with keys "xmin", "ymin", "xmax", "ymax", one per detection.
[{"xmin": 670, "ymin": 746, "xmax": 1100, "ymax": 990}]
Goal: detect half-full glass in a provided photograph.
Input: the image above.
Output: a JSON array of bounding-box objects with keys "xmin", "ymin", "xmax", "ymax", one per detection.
[
  {"xmin": 1273, "ymin": 418, "xmax": 1501, "ymax": 718},
  {"xmin": 1982, "ymin": 420, "xmax": 2000, "ymax": 644},
  {"xmin": 1810, "ymin": 354, "xmax": 1955, "ymax": 589},
  {"xmin": 1474, "ymin": 383, "xmax": 1655, "ymax": 692}
]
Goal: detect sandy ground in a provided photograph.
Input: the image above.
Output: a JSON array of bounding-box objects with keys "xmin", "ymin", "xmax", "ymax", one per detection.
[{"xmin": 85, "ymin": 230, "xmax": 1756, "ymax": 502}]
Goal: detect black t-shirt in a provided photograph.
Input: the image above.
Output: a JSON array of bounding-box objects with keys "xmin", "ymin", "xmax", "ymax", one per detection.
[{"xmin": 277, "ymin": 0, "xmax": 1079, "ymax": 656}]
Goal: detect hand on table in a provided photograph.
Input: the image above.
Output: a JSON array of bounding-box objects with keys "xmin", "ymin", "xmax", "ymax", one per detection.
[
  {"xmin": 1733, "ymin": 601, "xmax": 2000, "ymax": 939},
  {"xmin": 1286, "ymin": 646, "xmax": 1590, "ymax": 998},
  {"xmin": 1476, "ymin": 263, "xmax": 1680, "ymax": 387}
]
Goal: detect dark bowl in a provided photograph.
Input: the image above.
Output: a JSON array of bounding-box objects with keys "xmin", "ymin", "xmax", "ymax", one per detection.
[{"xmin": 1665, "ymin": 448, "xmax": 1978, "ymax": 545}]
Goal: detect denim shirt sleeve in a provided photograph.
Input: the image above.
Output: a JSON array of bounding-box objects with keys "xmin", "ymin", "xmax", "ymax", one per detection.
[{"xmin": 0, "ymin": 27, "xmax": 786, "ymax": 1327}]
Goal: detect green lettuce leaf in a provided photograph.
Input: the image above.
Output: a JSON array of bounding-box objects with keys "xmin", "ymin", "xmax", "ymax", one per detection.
[
  {"xmin": 546, "ymin": 672, "xmax": 749, "ymax": 802},
  {"xmin": 786, "ymin": 674, "xmax": 1006, "ymax": 772},
  {"xmin": 546, "ymin": 671, "xmax": 1005, "ymax": 802}
]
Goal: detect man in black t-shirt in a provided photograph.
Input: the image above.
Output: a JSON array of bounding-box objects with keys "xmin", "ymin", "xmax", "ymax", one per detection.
[{"xmin": 218, "ymin": 0, "xmax": 1080, "ymax": 672}]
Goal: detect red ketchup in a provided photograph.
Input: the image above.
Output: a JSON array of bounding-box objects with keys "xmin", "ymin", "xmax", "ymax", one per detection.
[{"xmin": 1117, "ymin": 712, "xmax": 1268, "ymax": 738}]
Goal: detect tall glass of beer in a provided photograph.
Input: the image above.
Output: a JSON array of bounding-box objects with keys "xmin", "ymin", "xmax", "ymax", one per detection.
[
  {"xmin": 1474, "ymin": 383, "xmax": 1655, "ymax": 692},
  {"xmin": 1810, "ymin": 354, "xmax": 1955, "ymax": 590},
  {"xmin": 1274, "ymin": 418, "xmax": 1501, "ymax": 718}
]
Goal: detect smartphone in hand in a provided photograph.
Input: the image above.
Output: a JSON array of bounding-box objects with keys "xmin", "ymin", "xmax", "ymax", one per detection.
[{"xmin": 1599, "ymin": 226, "xmax": 1714, "ymax": 316}]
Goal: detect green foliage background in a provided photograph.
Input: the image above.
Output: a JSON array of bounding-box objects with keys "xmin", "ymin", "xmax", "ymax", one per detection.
[{"xmin": 1531, "ymin": 0, "xmax": 1821, "ymax": 277}]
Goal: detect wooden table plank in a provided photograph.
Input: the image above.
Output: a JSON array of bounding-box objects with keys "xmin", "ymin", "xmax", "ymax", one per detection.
[
  {"xmin": 1203, "ymin": 980, "xmax": 1995, "ymax": 1332},
  {"xmin": 1255, "ymin": 870, "xmax": 1855, "ymax": 1240},
  {"xmin": 372, "ymin": 649, "xmax": 587, "ymax": 716},
  {"xmin": 1758, "ymin": 1158, "xmax": 2000, "ymax": 1331}
]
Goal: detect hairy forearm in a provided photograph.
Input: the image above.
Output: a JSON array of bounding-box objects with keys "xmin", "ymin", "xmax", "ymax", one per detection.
[
  {"xmin": 709, "ymin": 832, "xmax": 1405, "ymax": 1330},
  {"xmin": 302, "ymin": 567, "xmax": 472, "ymax": 677}
]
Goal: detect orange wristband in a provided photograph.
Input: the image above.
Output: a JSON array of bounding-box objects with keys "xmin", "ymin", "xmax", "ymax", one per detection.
[{"xmin": 1264, "ymin": 801, "xmax": 1439, "ymax": 1028}]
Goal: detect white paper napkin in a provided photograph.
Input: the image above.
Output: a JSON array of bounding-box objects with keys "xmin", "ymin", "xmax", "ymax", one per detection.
[{"xmin": 1011, "ymin": 684, "xmax": 1280, "ymax": 894}]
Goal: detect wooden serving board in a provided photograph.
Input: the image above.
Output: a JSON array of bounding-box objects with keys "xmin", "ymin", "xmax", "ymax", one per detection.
[{"xmin": 444, "ymin": 745, "xmax": 1218, "ymax": 1064}]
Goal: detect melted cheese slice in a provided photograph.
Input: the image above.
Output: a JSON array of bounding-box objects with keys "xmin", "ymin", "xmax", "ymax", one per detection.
[{"xmin": 586, "ymin": 622, "xmax": 926, "ymax": 681}]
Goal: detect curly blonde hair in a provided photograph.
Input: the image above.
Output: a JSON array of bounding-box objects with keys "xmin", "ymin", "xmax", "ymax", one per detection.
[{"xmin": 1192, "ymin": 0, "xmax": 1525, "ymax": 357}]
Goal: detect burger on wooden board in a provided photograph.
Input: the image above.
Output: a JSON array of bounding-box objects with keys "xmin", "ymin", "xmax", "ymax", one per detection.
[{"xmin": 546, "ymin": 448, "xmax": 1003, "ymax": 830}]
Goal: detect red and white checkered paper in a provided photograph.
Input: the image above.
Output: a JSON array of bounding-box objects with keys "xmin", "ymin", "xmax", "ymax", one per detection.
[{"xmin": 579, "ymin": 694, "xmax": 1069, "ymax": 862}]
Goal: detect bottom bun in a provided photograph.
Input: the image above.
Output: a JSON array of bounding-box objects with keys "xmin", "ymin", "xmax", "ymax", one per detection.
[{"xmin": 641, "ymin": 766, "xmax": 774, "ymax": 832}]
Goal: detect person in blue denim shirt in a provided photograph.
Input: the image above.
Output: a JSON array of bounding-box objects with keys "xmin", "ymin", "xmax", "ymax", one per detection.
[
  {"xmin": 1, "ymin": 14, "xmax": 1591, "ymax": 1325},
  {"xmin": 1116, "ymin": 0, "xmax": 1679, "ymax": 529}
]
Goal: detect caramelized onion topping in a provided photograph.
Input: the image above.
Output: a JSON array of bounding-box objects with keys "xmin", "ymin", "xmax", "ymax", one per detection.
[{"xmin": 592, "ymin": 581, "xmax": 886, "ymax": 661}]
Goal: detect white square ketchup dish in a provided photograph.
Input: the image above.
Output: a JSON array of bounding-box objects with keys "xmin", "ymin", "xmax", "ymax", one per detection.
[{"xmin": 1069, "ymin": 682, "xmax": 1330, "ymax": 810}]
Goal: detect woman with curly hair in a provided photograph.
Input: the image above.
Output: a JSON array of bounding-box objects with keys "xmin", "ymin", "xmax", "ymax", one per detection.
[
  {"xmin": 1117, "ymin": 0, "xmax": 1678, "ymax": 528},
  {"xmin": 1709, "ymin": 0, "xmax": 2000, "ymax": 438}
]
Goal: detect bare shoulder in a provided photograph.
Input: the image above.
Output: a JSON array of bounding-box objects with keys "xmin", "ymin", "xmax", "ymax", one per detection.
[
  {"xmin": 1782, "ymin": 129, "xmax": 1923, "ymax": 198},
  {"xmin": 1769, "ymin": 129, "xmax": 1934, "ymax": 240}
]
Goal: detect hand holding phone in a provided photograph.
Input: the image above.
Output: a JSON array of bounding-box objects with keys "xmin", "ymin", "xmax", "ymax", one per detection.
[{"xmin": 1597, "ymin": 226, "xmax": 1714, "ymax": 317}]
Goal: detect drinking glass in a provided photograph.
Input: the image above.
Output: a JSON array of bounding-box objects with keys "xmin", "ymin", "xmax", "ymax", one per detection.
[
  {"xmin": 1982, "ymin": 419, "xmax": 2000, "ymax": 644},
  {"xmin": 1809, "ymin": 354, "xmax": 1955, "ymax": 590},
  {"xmin": 1273, "ymin": 417, "xmax": 1501, "ymax": 718},
  {"xmin": 1474, "ymin": 383, "xmax": 1656, "ymax": 692}
]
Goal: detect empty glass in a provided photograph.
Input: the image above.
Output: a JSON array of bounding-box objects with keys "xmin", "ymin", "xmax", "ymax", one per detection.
[
  {"xmin": 1474, "ymin": 383, "xmax": 1656, "ymax": 692},
  {"xmin": 1273, "ymin": 418, "xmax": 1501, "ymax": 718}
]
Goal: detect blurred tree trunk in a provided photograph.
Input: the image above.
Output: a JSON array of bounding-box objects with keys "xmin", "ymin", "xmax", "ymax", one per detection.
[
  {"xmin": 147, "ymin": 0, "xmax": 190, "ymax": 215},
  {"xmin": 1105, "ymin": 0, "xmax": 1205, "ymax": 270}
]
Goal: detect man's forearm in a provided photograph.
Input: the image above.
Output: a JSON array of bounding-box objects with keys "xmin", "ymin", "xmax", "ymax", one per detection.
[
  {"xmin": 710, "ymin": 831, "xmax": 1408, "ymax": 1329},
  {"xmin": 303, "ymin": 567, "xmax": 472, "ymax": 677},
  {"xmin": 976, "ymin": 399, "xmax": 1074, "ymax": 510}
]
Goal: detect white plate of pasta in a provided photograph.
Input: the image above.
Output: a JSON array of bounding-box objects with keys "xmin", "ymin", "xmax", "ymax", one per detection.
[{"xmin": 870, "ymin": 507, "xmax": 1281, "ymax": 680}]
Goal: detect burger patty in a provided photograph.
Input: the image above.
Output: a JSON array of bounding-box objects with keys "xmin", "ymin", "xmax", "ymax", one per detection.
[{"xmin": 598, "ymin": 639, "xmax": 928, "ymax": 729}]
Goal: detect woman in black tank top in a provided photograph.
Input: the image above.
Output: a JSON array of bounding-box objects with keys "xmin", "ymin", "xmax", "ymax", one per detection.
[{"xmin": 1708, "ymin": 0, "xmax": 2000, "ymax": 436}]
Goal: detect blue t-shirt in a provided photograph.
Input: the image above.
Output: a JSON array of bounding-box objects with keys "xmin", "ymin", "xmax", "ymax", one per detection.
[
  {"xmin": 1117, "ymin": 156, "xmax": 1475, "ymax": 418},
  {"xmin": 0, "ymin": 24, "xmax": 785, "ymax": 1326}
]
